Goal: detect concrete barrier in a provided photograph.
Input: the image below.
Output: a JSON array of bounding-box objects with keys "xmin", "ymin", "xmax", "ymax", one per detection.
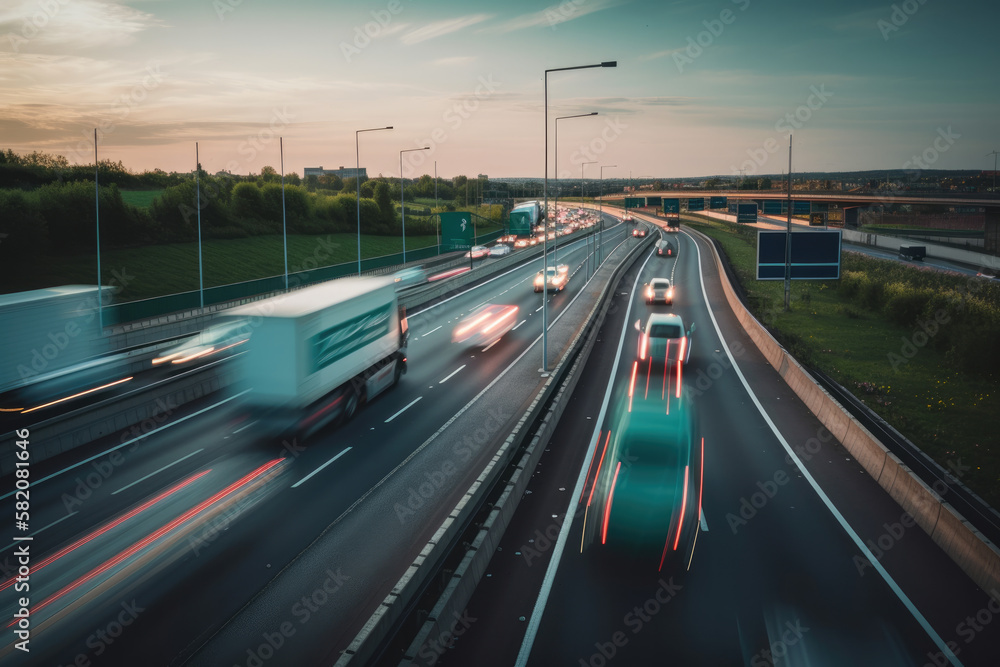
[{"xmin": 686, "ymin": 225, "xmax": 1000, "ymax": 595}]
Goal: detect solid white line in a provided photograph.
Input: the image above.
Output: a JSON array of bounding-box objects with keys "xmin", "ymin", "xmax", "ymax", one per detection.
[
  {"xmin": 385, "ymin": 397, "xmax": 423, "ymax": 423},
  {"xmin": 422, "ymin": 326, "xmax": 442, "ymax": 337},
  {"xmin": 512, "ymin": 319, "xmax": 526, "ymax": 331},
  {"xmin": 233, "ymin": 420, "xmax": 257, "ymax": 434},
  {"xmin": 291, "ymin": 447, "xmax": 352, "ymax": 489},
  {"xmin": 482, "ymin": 339, "xmax": 502, "ymax": 352},
  {"xmin": 439, "ymin": 365, "xmax": 466, "ymax": 384},
  {"xmin": 111, "ymin": 448, "xmax": 205, "ymax": 495},
  {"xmin": 0, "ymin": 390, "xmax": 250, "ymax": 501},
  {"xmin": 1, "ymin": 512, "xmax": 78, "ymax": 552},
  {"xmin": 682, "ymin": 229, "xmax": 963, "ymax": 666},
  {"xmin": 535, "ymin": 305, "xmax": 543, "ymax": 312},
  {"xmin": 515, "ymin": 251, "xmax": 654, "ymax": 667}
]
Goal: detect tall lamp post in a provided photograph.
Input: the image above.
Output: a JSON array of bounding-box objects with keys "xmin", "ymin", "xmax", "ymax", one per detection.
[
  {"xmin": 554, "ymin": 112, "xmax": 597, "ymax": 263},
  {"xmin": 400, "ymin": 146, "xmax": 430, "ymax": 264},
  {"xmin": 599, "ymin": 164, "xmax": 616, "ymax": 265},
  {"xmin": 356, "ymin": 125, "xmax": 393, "ymax": 275},
  {"xmin": 541, "ymin": 60, "xmax": 616, "ymax": 373},
  {"xmin": 582, "ymin": 160, "xmax": 596, "ymax": 276}
]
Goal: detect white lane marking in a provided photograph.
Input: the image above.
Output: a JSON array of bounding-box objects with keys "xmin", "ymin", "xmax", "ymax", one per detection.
[
  {"xmin": 515, "ymin": 250, "xmax": 654, "ymax": 667},
  {"xmin": 111, "ymin": 448, "xmax": 206, "ymax": 495},
  {"xmin": 422, "ymin": 326, "xmax": 442, "ymax": 337},
  {"xmin": 0, "ymin": 390, "xmax": 250, "ymax": 501},
  {"xmin": 482, "ymin": 339, "xmax": 501, "ymax": 352},
  {"xmin": 535, "ymin": 305, "xmax": 543, "ymax": 312},
  {"xmin": 385, "ymin": 397, "xmax": 423, "ymax": 423},
  {"xmin": 682, "ymin": 229, "xmax": 963, "ymax": 666},
  {"xmin": 512, "ymin": 319, "xmax": 526, "ymax": 331},
  {"xmin": 439, "ymin": 365, "xmax": 466, "ymax": 384},
  {"xmin": 291, "ymin": 447, "xmax": 352, "ymax": 489},
  {"xmin": 700, "ymin": 509, "xmax": 709, "ymax": 532},
  {"xmin": 1, "ymin": 512, "xmax": 78, "ymax": 552},
  {"xmin": 234, "ymin": 420, "xmax": 257, "ymax": 434}
]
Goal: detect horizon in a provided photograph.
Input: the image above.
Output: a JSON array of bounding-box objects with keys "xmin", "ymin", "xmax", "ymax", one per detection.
[{"xmin": 3, "ymin": 0, "xmax": 997, "ymax": 180}]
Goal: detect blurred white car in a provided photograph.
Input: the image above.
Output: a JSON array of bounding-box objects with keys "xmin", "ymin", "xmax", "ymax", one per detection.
[
  {"xmin": 636, "ymin": 313, "xmax": 693, "ymax": 365},
  {"xmin": 452, "ymin": 304, "xmax": 520, "ymax": 347},
  {"xmin": 489, "ymin": 244, "xmax": 513, "ymax": 257},
  {"xmin": 392, "ymin": 266, "xmax": 427, "ymax": 289},
  {"xmin": 152, "ymin": 320, "xmax": 250, "ymax": 369},
  {"xmin": 534, "ymin": 264, "xmax": 569, "ymax": 293}
]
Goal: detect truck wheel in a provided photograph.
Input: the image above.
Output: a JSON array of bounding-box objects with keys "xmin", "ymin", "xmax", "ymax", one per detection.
[{"xmin": 343, "ymin": 390, "xmax": 359, "ymax": 422}]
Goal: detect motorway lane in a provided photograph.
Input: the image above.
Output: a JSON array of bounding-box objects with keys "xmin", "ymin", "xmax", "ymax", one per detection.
[
  {"xmin": 442, "ymin": 223, "xmax": 998, "ymax": 666},
  {"xmin": 0, "ymin": 222, "xmax": 631, "ymax": 665}
]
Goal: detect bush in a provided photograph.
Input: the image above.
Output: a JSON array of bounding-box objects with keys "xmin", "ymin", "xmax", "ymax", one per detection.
[{"xmin": 883, "ymin": 282, "xmax": 934, "ymax": 326}]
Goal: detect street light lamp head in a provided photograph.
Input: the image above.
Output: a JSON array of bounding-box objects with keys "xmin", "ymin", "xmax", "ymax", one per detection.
[{"xmin": 601, "ymin": 61, "xmax": 617, "ymax": 68}]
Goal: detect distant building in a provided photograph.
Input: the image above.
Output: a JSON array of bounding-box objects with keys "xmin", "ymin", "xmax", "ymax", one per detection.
[{"xmin": 304, "ymin": 166, "xmax": 367, "ymax": 180}]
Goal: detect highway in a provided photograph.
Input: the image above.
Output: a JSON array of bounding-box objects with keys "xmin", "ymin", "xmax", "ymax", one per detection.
[
  {"xmin": 434, "ymin": 220, "xmax": 1000, "ymax": 667},
  {"xmin": 0, "ymin": 220, "xmax": 631, "ymax": 666}
]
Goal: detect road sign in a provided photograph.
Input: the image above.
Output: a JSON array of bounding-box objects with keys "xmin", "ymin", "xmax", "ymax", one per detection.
[
  {"xmin": 793, "ymin": 201, "xmax": 811, "ymax": 215},
  {"xmin": 709, "ymin": 196, "xmax": 727, "ymax": 209},
  {"xmin": 809, "ymin": 212, "xmax": 826, "ymax": 226},
  {"xmin": 645, "ymin": 196, "xmax": 662, "ymax": 206},
  {"xmin": 757, "ymin": 230, "xmax": 842, "ymax": 280},
  {"xmin": 663, "ymin": 198, "xmax": 679, "ymax": 215},
  {"xmin": 441, "ymin": 211, "xmax": 474, "ymax": 250},
  {"xmin": 687, "ymin": 198, "xmax": 704, "ymax": 211},
  {"xmin": 737, "ymin": 202, "xmax": 758, "ymax": 223},
  {"xmin": 624, "ymin": 197, "xmax": 644, "ymax": 209},
  {"xmin": 763, "ymin": 200, "xmax": 784, "ymax": 215}
]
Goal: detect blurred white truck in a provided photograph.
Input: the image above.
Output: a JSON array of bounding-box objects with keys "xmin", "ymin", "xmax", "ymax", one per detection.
[
  {"xmin": 0, "ymin": 286, "xmax": 112, "ymax": 394},
  {"xmin": 228, "ymin": 277, "xmax": 409, "ymax": 440}
]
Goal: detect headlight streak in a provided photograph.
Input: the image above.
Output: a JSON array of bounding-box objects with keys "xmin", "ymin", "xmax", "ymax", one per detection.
[
  {"xmin": 601, "ymin": 461, "xmax": 623, "ymax": 545},
  {"xmin": 0, "ymin": 470, "xmax": 212, "ymax": 593},
  {"xmin": 22, "ymin": 377, "xmax": 134, "ymax": 414},
  {"xmin": 8, "ymin": 459, "xmax": 283, "ymax": 626}
]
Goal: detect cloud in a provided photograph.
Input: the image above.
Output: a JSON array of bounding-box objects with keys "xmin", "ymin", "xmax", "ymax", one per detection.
[
  {"xmin": 401, "ymin": 14, "xmax": 493, "ymax": 45},
  {"xmin": 432, "ymin": 56, "xmax": 478, "ymax": 67},
  {"xmin": 638, "ymin": 49, "xmax": 684, "ymax": 62},
  {"xmin": 485, "ymin": 0, "xmax": 626, "ymax": 33},
  {"xmin": 0, "ymin": 0, "xmax": 165, "ymax": 51}
]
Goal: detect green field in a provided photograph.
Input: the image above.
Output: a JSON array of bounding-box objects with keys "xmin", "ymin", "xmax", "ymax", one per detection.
[
  {"xmin": 3, "ymin": 233, "xmax": 440, "ymax": 301},
  {"xmin": 683, "ymin": 215, "xmax": 999, "ymax": 509},
  {"xmin": 120, "ymin": 189, "xmax": 163, "ymax": 208}
]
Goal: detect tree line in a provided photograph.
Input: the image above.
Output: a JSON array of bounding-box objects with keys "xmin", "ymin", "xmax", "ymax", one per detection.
[{"xmin": 0, "ymin": 149, "xmax": 502, "ymax": 264}]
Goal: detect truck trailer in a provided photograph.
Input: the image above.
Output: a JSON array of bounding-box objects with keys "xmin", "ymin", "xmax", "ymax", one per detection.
[{"xmin": 227, "ymin": 277, "xmax": 408, "ymax": 441}]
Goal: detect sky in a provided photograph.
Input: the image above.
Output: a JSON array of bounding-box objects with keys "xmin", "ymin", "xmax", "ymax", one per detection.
[{"xmin": 2, "ymin": 0, "xmax": 998, "ymax": 180}]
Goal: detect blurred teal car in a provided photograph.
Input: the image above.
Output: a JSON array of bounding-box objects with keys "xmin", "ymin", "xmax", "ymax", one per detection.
[{"xmin": 588, "ymin": 389, "xmax": 702, "ymax": 572}]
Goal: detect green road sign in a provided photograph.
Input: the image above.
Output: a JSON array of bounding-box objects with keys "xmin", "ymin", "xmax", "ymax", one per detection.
[
  {"xmin": 441, "ymin": 211, "xmax": 474, "ymax": 250},
  {"xmin": 624, "ymin": 197, "xmax": 644, "ymax": 209},
  {"xmin": 663, "ymin": 198, "xmax": 680, "ymax": 214}
]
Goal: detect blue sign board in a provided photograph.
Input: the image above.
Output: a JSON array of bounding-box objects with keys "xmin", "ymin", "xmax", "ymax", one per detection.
[
  {"xmin": 736, "ymin": 202, "xmax": 758, "ymax": 223},
  {"xmin": 663, "ymin": 198, "xmax": 680, "ymax": 215},
  {"xmin": 709, "ymin": 196, "xmax": 727, "ymax": 209},
  {"xmin": 646, "ymin": 196, "xmax": 662, "ymax": 206},
  {"xmin": 687, "ymin": 198, "xmax": 704, "ymax": 211},
  {"xmin": 756, "ymin": 230, "xmax": 842, "ymax": 280},
  {"xmin": 793, "ymin": 201, "xmax": 811, "ymax": 215},
  {"xmin": 763, "ymin": 200, "xmax": 784, "ymax": 215}
]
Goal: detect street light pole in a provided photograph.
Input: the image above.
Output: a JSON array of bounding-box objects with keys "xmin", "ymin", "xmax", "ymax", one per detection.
[
  {"xmin": 554, "ymin": 112, "xmax": 597, "ymax": 264},
  {"xmin": 599, "ymin": 164, "xmax": 616, "ymax": 265},
  {"xmin": 400, "ymin": 146, "xmax": 430, "ymax": 264},
  {"xmin": 356, "ymin": 125, "xmax": 393, "ymax": 275},
  {"xmin": 542, "ymin": 60, "xmax": 616, "ymax": 374},
  {"xmin": 582, "ymin": 160, "xmax": 596, "ymax": 277},
  {"xmin": 988, "ymin": 150, "xmax": 999, "ymax": 191}
]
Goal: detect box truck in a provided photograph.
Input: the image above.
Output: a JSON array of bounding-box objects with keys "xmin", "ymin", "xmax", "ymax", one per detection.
[{"xmin": 228, "ymin": 277, "xmax": 409, "ymax": 440}]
